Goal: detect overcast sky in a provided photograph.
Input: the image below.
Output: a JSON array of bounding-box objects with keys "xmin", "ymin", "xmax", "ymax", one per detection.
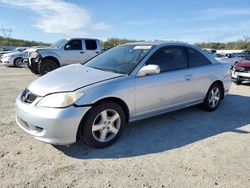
[{"xmin": 0, "ymin": 0, "xmax": 249, "ymax": 43}]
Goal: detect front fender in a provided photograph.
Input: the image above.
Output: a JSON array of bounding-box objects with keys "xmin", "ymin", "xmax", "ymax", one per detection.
[
  {"xmin": 39, "ymin": 51, "xmax": 62, "ymax": 63},
  {"xmin": 74, "ymin": 76, "xmax": 136, "ymax": 121}
]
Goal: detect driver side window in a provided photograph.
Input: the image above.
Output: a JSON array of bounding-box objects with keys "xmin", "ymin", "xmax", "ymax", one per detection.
[{"xmin": 65, "ymin": 40, "xmax": 82, "ymax": 50}]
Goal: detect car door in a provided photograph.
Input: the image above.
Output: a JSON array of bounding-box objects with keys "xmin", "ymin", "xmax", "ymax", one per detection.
[
  {"xmin": 83, "ymin": 39, "xmax": 101, "ymax": 62},
  {"xmin": 63, "ymin": 39, "xmax": 86, "ymax": 64},
  {"xmin": 186, "ymin": 47, "xmax": 214, "ymax": 100},
  {"xmin": 135, "ymin": 46, "xmax": 195, "ymax": 119}
]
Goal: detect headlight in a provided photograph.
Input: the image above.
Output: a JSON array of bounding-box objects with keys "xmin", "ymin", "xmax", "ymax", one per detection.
[
  {"xmin": 30, "ymin": 51, "xmax": 39, "ymax": 58},
  {"xmin": 234, "ymin": 65, "xmax": 245, "ymax": 71},
  {"xmin": 36, "ymin": 91, "xmax": 84, "ymax": 108}
]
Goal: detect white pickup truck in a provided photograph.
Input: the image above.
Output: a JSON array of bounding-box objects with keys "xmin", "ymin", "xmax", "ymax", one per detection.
[{"xmin": 27, "ymin": 38, "xmax": 101, "ymax": 75}]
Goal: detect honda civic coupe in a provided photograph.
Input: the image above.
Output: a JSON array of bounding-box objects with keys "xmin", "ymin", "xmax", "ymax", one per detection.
[{"xmin": 15, "ymin": 42, "xmax": 231, "ymax": 148}]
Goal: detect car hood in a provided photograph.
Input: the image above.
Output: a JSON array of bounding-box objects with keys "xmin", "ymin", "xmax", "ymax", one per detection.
[
  {"xmin": 236, "ymin": 61, "xmax": 250, "ymax": 68},
  {"xmin": 28, "ymin": 64, "xmax": 124, "ymax": 96}
]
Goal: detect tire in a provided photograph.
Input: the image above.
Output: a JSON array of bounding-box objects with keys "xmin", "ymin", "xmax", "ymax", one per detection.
[
  {"xmin": 39, "ymin": 59, "xmax": 59, "ymax": 75},
  {"xmin": 13, "ymin": 58, "xmax": 23, "ymax": 68},
  {"xmin": 81, "ymin": 101, "xmax": 126, "ymax": 148},
  {"xmin": 29, "ymin": 68, "xmax": 40, "ymax": 74},
  {"xmin": 234, "ymin": 80, "xmax": 241, "ymax": 85},
  {"xmin": 201, "ymin": 83, "xmax": 222, "ymax": 112}
]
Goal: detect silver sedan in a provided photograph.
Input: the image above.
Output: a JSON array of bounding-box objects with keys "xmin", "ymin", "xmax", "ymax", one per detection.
[{"xmin": 15, "ymin": 42, "xmax": 231, "ymax": 148}]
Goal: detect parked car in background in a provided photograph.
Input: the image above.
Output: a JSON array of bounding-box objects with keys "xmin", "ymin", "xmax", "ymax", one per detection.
[
  {"xmin": 0, "ymin": 47, "xmax": 12, "ymax": 57},
  {"xmin": 231, "ymin": 60, "xmax": 250, "ymax": 84},
  {"xmin": 1, "ymin": 47, "xmax": 27, "ymax": 67},
  {"xmin": 27, "ymin": 38, "xmax": 101, "ymax": 75},
  {"xmin": 237, "ymin": 50, "xmax": 250, "ymax": 61},
  {"xmin": 216, "ymin": 53, "xmax": 240, "ymax": 67},
  {"xmin": 16, "ymin": 42, "xmax": 231, "ymax": 148},
  {"xmin": 203, "ymin": 48, "xmax": 217, "ymax": 57}
]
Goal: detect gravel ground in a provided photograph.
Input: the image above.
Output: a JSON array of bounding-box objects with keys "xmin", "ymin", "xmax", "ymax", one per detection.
[{"xmin": 0, "ymin": 65, "xmax": 250, "ymax": 188}]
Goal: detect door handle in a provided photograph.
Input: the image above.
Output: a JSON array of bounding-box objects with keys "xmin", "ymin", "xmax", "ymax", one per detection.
[
  {"xmin": 96, "ymin": 51, "xmax": 100, "ymax": 54},
  {"xmin": 80, "ymin": 51, "xmax": 84, "ymax": 54},
  {"xmin": 184, "ymin": 75, "xmax": 192, "ymax": 80}
]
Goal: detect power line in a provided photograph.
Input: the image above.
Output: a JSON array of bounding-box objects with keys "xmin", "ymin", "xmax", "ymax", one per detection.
[{"xmin": 1, "ymin": 26, "xmax": 12, "ymax": 38}]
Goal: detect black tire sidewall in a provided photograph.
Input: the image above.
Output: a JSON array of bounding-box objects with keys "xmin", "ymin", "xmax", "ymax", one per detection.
[
  {"xmin": 39, "ymin": 59, "xmax": 58, "ymax": 75},
  {"xmin": 81, "ymin": 101, "xmax": 126, "ymax": 148},
  {"xmin": 30, "ymin": 68, "xmax": 40, "ymax": 74},
  {"xmin": 14, "ymin": 58, "xmax": 22, "ymax": 67}
]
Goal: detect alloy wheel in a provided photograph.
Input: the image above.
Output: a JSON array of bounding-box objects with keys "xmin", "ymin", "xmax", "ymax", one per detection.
[
  {"xmin": 208, "ymin": 87, "xmax": 220, "ymax": 108},
  {"xmin": 91, "ymin": 109, "xmax": 121, "ymax": 142}
]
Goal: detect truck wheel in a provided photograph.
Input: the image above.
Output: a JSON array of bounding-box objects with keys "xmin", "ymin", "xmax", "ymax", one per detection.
[
  {"xmin": 81, "ymin": 101, "xmax": 126, "ymax": 148},
  {"xmin": 29, "ymin": 68, "xmax": 40, "ymax": 74},
  {"xmin": 39, "ymin": 59, "xmax": 59, "ymax": 75},
  {"xmin": 13, "ymin": 58, "xmax": 22, "ymax": 67}
]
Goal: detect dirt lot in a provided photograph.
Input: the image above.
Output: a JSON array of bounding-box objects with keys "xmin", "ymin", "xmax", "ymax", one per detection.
[{"xmin": 0, "ymin": 65, "xmax": 249, "ymax": 188}]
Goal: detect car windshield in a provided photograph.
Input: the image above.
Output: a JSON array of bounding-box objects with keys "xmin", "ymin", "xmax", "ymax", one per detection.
[
  {"xmin": 12, "ymin": 48, "xmax": 25, "ymax": 53},
  {"xmin": 51, "ymin": 39, "xmax": 67, "ymax": 48},
  {"xmin": 84, "ymin": 44, "xmax": 154, "ymax": 74}
]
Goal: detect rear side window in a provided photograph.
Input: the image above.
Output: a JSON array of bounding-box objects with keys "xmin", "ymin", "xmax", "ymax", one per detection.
[
  {"xmin": 85, "ymin": 40, "xmax": 97, "ymax": 50},
  {"xmin": 65, "ymin": 40, "xmax": 82, "ymax": 50},
  {"xmin": 147, "ymin": 46, "xmax": 187, "ymax": 72},
  {"xmin": 187, "ymin": 48, "xmax": 211, "ymax": 67}
]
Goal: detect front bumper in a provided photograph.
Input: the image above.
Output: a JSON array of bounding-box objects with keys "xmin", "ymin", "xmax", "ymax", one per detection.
[
  {"xmin": 231, "ymin": 70, "xmax": 250, "ymax": 82},
  {"xmin": 15, "ymin": 93, "xmax": 91, "ymax": 145},
  {"xmin": 1, "ymin": 56, "xmax": 14, "ymax": 66},
  {"xmin": 28, "ymin": 56, "xmax": 41, "ymax": 71}
]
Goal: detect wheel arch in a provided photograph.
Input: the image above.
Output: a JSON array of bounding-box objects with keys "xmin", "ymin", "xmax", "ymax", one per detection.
[
  {"xmin": 76, "ymin": 97, "xmax": 130, "ymax": 141},
  {"xmin": 13, "ymin": 57, "xmax": 22, "ymax": 65},
  {"xmin": 42, "ymin": 56, "xmax": 60, "ymax": 67}
]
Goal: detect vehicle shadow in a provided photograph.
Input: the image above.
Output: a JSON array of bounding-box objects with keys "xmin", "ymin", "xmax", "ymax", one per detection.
[{"xmin": 54, "ymin": 94, "xmax": 250, "ymax": 159}]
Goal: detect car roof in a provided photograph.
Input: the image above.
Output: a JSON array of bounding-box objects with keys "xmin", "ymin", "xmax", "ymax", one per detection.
[
  {"xmin": 66, "ymin": 37, "xmax": 99, "ymax": 41},
  {"xmin": 123, "ymin": 41, "xmax": 218, "ymax": 64},
  {"xmin": 124, "ymin": 41, "xmax": 188, "ymax": 46}
]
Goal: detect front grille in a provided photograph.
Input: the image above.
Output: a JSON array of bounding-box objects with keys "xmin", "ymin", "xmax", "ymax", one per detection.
[
  {"xmin": 21, "ymin": 89, "xmax": 37, "ymax": 104},
  {"xmin": 245, "ymin": 67, "xmax": 250, "ymax": 72}
]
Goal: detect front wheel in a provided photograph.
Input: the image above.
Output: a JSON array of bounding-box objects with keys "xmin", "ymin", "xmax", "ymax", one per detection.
[
  {"xmin": 81, "ymin": 101, "xmax": 126, "ymax": 148},
  {"xmin": 13, "ymin": 58, "xmax": 23, "ymax": 67},
  {"xmin": 29, "ymin": 67, "xmax": 40, "ymax": 74},
  {"xmin": 39, "ymin": 59, "xmax": 58, "ymax": 75},
  {"xmin": 201, "ymin": 83, "xmax": 222, "ymax": 112}
]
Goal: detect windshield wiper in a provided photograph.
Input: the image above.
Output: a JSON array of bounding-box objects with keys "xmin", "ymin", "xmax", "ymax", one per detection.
[{"xmin": 91, "ymin": 66, "xmax": 124, "ymax": 74}]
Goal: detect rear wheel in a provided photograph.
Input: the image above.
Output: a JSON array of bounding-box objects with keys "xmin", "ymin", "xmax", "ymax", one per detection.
[
  {"xmin": 13, "ymin": 58, "xmax": 22, "ymax": 67},
  {"xmin": 202, "ymin": 83, "xmax": 222, "ymax": 111},
  {"xmin": 81, "ymin": 101, "xmax": 126, "ymax": 148},
  {"xmin": 39, "ymin": 59, "xmax": 59, "ymax": 75}
]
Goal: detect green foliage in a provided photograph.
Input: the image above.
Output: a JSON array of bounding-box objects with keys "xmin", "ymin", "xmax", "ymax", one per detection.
[
  {"xmin": 196, "ymin": 36, "xmax": 250, "ymax": 50},
  {"xmin": 0, "ymin": 36, "xmax": 50, "ymax": 47},
  {"xmin": 1, "ymin": 36, "xmax": 249, "ymax": 50}
]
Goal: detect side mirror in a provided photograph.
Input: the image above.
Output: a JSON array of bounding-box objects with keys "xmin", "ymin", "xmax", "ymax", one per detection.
[
  {"xmin": 137, "ymin": 64, "xmax": 160, "ymax": 77},
  {"xmin": 65, "ymin": 45, "xmax": 71, "ymax": 50}
]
